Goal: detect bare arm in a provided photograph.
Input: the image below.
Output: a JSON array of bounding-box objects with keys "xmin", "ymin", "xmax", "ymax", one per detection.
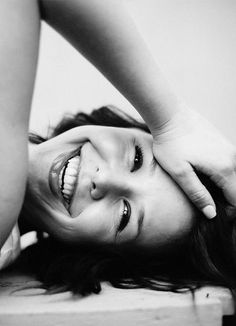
[
  {"xmin": 0, "ymin": 0, "xmax": 40, "ymax": 247},
  {"xmin": 39, "ymin": 0, "xmax": 180, "ymax": 132}
]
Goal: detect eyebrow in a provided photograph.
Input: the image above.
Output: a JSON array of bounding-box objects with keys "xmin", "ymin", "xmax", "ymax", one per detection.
[
  {"xmin": 150, "ymin": 156, "xmax": 157, "ymax": 175},
  {"xmin": 136, "ymin": 206, "xmax": 145, "ymax": 239}
]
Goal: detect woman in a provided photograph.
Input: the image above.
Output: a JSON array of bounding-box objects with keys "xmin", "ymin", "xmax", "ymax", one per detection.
[
  {"xmin": 12, "ymin": 105, "xmax": 236, "ymax": 306},
  {"xmin": 1, "ymin": 0, "xmax": 236, "ymax": 305}
]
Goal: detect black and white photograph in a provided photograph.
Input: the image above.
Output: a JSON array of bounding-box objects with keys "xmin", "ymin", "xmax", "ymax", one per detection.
[{"xmin": 0, "ymin": 0, "xmax": 236, "ymax": 325}]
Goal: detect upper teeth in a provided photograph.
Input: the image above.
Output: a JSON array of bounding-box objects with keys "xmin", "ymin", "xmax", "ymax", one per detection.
[{"xmin": 59, "ymin": 155, "xmax": 80, "ymax": 203}]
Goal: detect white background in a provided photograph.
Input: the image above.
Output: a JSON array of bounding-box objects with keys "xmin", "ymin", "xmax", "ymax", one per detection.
[{"xmin": 30, "ymin": 0, "xmax": 236, "ymax": 143}]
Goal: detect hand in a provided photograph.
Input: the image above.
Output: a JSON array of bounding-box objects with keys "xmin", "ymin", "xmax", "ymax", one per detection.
[{"xmin": 152, "ymin": 108, "xmax": 236, "ymax": 219}]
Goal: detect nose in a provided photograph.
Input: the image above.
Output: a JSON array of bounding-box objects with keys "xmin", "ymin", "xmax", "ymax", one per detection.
[{"xmin": 90, "ymin": 168, "xmax": 129, "ymax": 200}]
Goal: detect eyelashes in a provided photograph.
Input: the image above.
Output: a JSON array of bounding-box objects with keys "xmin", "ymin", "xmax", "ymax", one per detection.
[
  {"xmin": 118, "ymin": 199, "xmax": 131, "ymax": 233},
  {"xmin": 131, "ymin": 144, "xmax": 143, "ymax": 172}
]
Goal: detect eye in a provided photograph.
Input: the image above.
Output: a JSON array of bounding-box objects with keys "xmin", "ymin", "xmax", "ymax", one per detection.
[
  {"xmin": 118, "ymin": 200, "xmax": 131, "ymax": 233},
  {"xmin": 131, "ymin": 145, "xmax": 143, "ymax": 172}
]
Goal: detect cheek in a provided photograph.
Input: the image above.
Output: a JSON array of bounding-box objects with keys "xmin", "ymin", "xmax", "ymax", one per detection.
[
  {"xmin": 151, "ymin": 189, "xmax": 195, "ymax": 239},
  {"xmin": 70, "ymin": 203, "xmax": 115, "ymax": 243},
  {"xmin": 143, "ymin": 175, "xmax": 195, "ymax": 245}
]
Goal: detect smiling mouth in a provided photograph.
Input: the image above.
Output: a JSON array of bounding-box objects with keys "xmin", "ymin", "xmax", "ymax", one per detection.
[
  {"xmin": 59, "ymin": 153, "xmax": 81, "ymax": 204},
  {"xmin": 49, "ymin": 146, "xmax": 82, "ymax": 210}
]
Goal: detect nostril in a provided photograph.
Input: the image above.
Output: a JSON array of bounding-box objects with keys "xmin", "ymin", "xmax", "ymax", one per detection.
[{"xmin": 92, "ymin": 182, "xmax": 96, "ymax": 190}]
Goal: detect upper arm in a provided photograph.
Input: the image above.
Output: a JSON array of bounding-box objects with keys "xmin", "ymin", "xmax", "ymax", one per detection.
[{"xmin": 0, "ymin": 0, "xmax": 40, "ymax": 247}]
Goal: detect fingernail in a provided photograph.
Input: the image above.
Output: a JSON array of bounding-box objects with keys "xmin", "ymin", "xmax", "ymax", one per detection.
[{"xmin": 202, "ymin": 205, "xmax": 216, "ymax": 219}]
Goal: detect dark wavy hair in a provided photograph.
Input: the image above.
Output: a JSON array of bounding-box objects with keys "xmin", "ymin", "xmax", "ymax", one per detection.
[{"xmin": 15, "ymin": 106, "xmax": 236, "ymax": 314}]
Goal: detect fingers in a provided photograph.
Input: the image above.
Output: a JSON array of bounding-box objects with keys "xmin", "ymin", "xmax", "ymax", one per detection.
[
  {"xmin": 207, "ymin": 159, "xmax": 236, "ymax": 212},
  {"xmin": 170, "ymin": 163, "xmax": 216, "ymax": 219}
]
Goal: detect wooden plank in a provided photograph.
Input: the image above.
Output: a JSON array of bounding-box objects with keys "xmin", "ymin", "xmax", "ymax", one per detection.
[{"xmin": 0, "ymin": 271, "xmax": 230, "ymax": 326}]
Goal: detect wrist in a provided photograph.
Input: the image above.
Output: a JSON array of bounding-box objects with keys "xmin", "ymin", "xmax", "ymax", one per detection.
[{"xmin": 149, "ymin": 102, "xmax": 189, "ymax": 139}]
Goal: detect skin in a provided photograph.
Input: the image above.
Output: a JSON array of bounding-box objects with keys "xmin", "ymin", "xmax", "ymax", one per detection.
[
  {"xmin": 23, "ymin": 125, "xmax": 196, "ymax": 251},
  {"xmin": 0, "ymin": 0, "xmax": 39, "ymax": 247}
]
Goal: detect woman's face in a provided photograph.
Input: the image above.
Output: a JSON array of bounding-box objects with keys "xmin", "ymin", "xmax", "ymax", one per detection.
[{"xmin": 26, "ymin": 125, "xmax": 196, "ymax": 251}]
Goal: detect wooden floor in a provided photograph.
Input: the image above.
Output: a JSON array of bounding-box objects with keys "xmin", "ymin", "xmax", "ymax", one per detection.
[{"xmin": 0, "ymin": 270, "xmax": 234, "ymax": 326}]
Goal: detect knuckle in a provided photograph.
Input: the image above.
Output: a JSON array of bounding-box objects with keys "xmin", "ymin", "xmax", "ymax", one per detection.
[{"xmin": 189, "ymin": 189, "xmax": 209, "ymax": 205}]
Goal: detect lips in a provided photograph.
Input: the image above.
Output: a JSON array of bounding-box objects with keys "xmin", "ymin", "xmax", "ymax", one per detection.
[
  {"xmin": 49, "ymin": 146, "xmax": 82, "ymax": 209},
  {"xmin": 59, "ymin": 155, "xmax": 81, "ymax": 204}
]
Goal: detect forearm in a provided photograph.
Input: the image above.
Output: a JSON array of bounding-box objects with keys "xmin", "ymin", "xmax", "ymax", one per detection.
[
  {"xmin": 0, "ymin": 0, "xmax": 40, "ymax": 247},
  {"xmin": 40, "ymin": 0, "xmax": 182, "ymax": 134}
]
